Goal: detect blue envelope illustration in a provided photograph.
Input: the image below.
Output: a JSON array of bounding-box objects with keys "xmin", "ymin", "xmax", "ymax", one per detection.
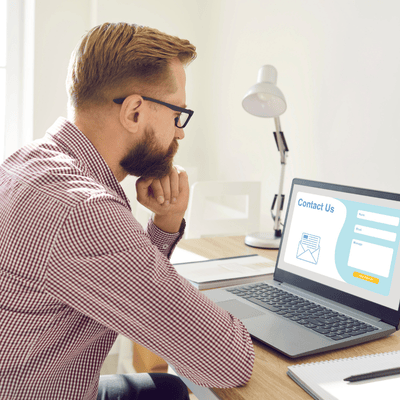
[{"xmin": 296, "ymin": 233, "xmax": 321, "ymax": 265}]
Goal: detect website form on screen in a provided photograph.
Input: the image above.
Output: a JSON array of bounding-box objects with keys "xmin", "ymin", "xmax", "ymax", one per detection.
[{"xmin": 280, "ymin": 184, "xmax": 400, "ymax": 311}]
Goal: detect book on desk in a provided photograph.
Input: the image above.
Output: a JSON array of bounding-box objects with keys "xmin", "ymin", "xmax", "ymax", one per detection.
[{"xmin": 173, "ymin": 254, "xmax": 276, "ymax": 289}]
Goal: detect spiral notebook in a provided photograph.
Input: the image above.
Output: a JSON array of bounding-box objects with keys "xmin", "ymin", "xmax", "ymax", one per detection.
[{"xmin": 287, "ymin": 351, "xmax": 400, "ymax": 400}]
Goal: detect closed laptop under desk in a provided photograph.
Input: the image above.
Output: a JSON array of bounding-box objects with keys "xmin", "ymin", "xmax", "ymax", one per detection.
[{"xmin": 143, "ymin": 236, "xmax": 400, "ymax": 400}]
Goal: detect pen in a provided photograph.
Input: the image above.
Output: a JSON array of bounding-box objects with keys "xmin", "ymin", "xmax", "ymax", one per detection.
[{"xmin": 344, "ymin": 367, "xmax": 400, "ymax": 382}]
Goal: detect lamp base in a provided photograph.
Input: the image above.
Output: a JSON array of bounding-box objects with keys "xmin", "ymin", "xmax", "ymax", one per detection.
[{"xmin": 244, "ymin": 232, "xmax": 281, "ymax": 249}]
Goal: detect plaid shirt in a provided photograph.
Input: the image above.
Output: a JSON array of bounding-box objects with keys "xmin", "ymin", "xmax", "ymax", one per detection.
[{"xmin": 0, "ymin": 118, "xmax": 254, "ymax": 400}]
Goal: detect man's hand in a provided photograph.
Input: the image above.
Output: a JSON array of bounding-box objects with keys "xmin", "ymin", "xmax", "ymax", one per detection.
[{"xmin": 136, "ymin": 166, "xmax": 189, "ymax": 233}]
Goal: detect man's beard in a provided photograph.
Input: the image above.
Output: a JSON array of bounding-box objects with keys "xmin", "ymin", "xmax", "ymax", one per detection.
[{"xmin": 120, "ymin": 127, "xmax": 179, "ymax": 179}]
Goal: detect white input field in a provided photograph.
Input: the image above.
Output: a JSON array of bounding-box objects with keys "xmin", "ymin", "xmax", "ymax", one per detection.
[
  {"xmin": 354, "ymin": 225, "xmax": 396, "ymax": 242},
  {"xmin": 357, "ymin": 210, "xmax": 399, "ymax": 226},
  {"xmin": 348, "ymin": 239, "xmax": 393, "ymax": 278}
]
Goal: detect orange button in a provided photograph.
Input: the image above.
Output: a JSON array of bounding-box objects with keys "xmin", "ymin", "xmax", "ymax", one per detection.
[{"xmin": 353, "ymin": 272, "xmax": 379, "ymax": 284}]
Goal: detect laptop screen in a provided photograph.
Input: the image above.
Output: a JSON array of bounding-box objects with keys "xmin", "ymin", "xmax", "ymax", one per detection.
[{"xmin": 277, "ymin": 179, "xmax": 400, "ymax": 312}]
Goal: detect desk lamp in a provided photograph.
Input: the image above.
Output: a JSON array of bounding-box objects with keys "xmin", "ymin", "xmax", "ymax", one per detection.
[{"xmin": 242, "ymin": 65, "xmax": 288, "ymax": 249}]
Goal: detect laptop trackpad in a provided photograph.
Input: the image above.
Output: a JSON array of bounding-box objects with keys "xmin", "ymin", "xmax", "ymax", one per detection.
[{"xmin": 216, "ymin": 300, "xmax": 264, "ymax": 320}]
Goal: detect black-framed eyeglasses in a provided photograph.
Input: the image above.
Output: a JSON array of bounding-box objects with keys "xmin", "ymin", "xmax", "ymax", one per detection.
[{"xmin": 113, "ymin": 96, "xmax": 194, "ymax": 129}]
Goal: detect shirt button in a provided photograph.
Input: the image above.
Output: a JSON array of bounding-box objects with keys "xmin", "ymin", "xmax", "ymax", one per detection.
[{"xmin": 162, "ymin": 244, "xmax": 168, "ymax": 250}]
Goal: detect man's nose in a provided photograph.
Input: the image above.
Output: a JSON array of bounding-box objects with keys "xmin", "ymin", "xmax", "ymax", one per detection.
[{"xmin": 175, "ymin": 127, "xmax": 185, "ymax": 140}]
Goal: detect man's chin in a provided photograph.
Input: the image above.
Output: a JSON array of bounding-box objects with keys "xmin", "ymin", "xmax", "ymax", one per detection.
[
  {"xmin": 126, "ymin": 162, "xmax": 174, "ymax": 180},
  {"xmin": 143, "ymin": 165, "xmax": 174, "ymax": 180},
  {"xmin": 121, "ymin": 138, "xmax": 178, "ymax": 180}
]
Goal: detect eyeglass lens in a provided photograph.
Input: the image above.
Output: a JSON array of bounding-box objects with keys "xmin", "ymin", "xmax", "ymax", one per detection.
[{"xmin": 176, "ymin": 113, "xmax": 189, "ymax": 128}]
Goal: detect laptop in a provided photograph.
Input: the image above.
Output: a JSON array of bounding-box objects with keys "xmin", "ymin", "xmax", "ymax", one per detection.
[{"xmin": 204, "ymin": 178, "xmax": 400, "ymax": 358}]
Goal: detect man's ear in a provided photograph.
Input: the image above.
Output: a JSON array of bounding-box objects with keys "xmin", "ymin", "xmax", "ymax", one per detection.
[{"xmin": 119, "ymin": 95, "xmax": 146, "ymax": 134}]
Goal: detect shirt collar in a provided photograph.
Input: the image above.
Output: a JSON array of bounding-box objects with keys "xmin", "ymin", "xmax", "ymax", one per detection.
[{"xmin": 46, "ymin": 117, "xmax": 131, "ymax": 209}]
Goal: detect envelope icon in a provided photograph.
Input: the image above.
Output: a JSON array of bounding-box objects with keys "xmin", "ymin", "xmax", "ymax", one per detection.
[{"xmin": 296, "ymin": 238, "xmax": 320, "ymax": 265}]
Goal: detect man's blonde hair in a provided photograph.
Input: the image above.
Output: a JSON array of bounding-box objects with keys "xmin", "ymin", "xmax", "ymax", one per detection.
[{"xmin": 66, "ymin": 22, "xmax": 196, "ymax": 110}]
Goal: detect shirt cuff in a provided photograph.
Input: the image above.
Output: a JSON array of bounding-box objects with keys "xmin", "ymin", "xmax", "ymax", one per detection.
[{"xmin": 146, "ymin": 218, "xmax": 186, "ymax": 259}]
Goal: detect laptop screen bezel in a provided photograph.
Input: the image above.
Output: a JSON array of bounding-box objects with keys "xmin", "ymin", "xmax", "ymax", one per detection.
[{"xmin": 274, "ymin": 178, "xmax": 400, "ymax": 329}]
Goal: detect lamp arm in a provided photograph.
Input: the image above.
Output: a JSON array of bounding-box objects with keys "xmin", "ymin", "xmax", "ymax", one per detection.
[
  {"xmin": 273, "ymin": 117, "xmax": 288, "ymax": 163},
  {"xmin": 273, "ymin": 163, "xmax": 286, "ymax": 233},
  {"xmin": 272, "ymin": 117, "xmax": 288, "ymax": 234}
]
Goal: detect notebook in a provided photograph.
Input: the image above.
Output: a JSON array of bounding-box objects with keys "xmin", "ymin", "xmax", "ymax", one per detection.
[
  {"xmin": 174, "ymin": 254, "xmax": 275, "ymax": 289},
  {"xmin": 287, "ymin": 351, "xmax": 400, "ymax": 400},
  {"xmin": 204, "ymin": 179, "xmax": 400, "ymax": 357}
]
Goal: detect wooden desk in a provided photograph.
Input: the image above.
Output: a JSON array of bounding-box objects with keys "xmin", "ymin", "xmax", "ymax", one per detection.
[{"xmin": 176, "ymin": 236, "xmax": 400, "ymax": 400}]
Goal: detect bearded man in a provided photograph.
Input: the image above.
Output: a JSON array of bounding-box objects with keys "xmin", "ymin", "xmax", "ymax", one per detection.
[{"xmin": 0, "ymin": 22, "xmax": 254, "ymax": 400}]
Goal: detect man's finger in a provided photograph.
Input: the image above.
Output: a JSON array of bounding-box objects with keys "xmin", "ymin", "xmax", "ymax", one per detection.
[
  {"xmin": 160, "ymin": 175, "xmax": 171, "ymax": 205},
  {"xmin": 169, "ymin": 167, "xmax": 179, "ymax": 203},
  {"xmin": 150, "ymin": 179, "xmax": 165, "ymax": 204},
  {"xmin": 177, "ymin": 168, "xmax": 189, "ymax": 193},
  {"xmin": 136, "ymin": 177, "xmax": 154, "ymax": 202}
]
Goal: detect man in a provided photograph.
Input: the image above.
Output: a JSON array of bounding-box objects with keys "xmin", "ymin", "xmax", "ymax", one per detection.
[{"xmin": 0, "ymin": 23, "xmax": 254, "ymax": 400}]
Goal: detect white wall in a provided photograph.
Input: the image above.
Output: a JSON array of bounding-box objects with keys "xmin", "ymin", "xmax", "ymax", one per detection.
[
  {"xmin": 33, "ymin": 0, "xmax": 91, "ymax": 138},
  {"xmin": 32, "ymin": 0, "xmax": 400, "ymax": 231}
]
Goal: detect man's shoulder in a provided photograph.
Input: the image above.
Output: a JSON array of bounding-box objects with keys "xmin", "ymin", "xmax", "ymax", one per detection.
[{"xmin": 1, "ymin": 139, "xmax": 117, "ymax": 208}]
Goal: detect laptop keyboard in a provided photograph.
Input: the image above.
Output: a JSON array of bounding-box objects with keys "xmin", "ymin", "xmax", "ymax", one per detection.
[{"xmin": 226, "ymin": 283, "xmax": 379, "ymax": 341}]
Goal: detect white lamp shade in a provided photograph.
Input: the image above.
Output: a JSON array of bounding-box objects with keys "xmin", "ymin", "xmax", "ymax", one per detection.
[{"xmin": 242, "ymin": 65, "xmax": 287, "ymax": 118}]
